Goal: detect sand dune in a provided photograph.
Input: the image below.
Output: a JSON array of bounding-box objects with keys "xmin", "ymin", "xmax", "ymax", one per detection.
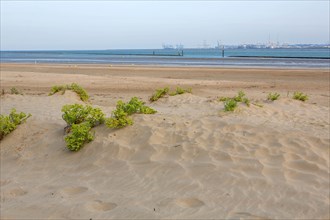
[{"xmin": 1, "ymin": 64, "xmax": 329, "ymax": 219}]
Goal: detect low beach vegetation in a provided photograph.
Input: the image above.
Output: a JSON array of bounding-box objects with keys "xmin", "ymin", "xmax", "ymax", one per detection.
[
  {"xmin": 0, "ymin": 109, "xmax": 31, "ymax": 140},
  {"xmin": 150, "ymin": 87, "xmax": 192, "ymax": 101},
  {"xmin": 61, "ymin": 98, "xmax": 155, "ymax": 151},
  {"xmin": 293, "ymin": 92, "xmax": 308, "ymax": 102},
  {"xmin": 62, "ymin": 104, "xmax": 105, "ymax": 126},
  {"xmin": 150, "ymin": 87, "xmax": 169, "ymax": 102},
  {"xmin": 267, "ymin": 92, "xmax": 280, "ymax": 101},
  {"xmin": 70, "ymin": 83, "xmax": 89, "ymax": 101},
  {"xmin": 242, "ymin": 97, "xmax": 250, "ymax": 107},
  {"xmin": 218, "ymin": 97, "xmax": 230, "ymax": 102},
  {"xmin": 233, "ymin": 91, "xmax": 245, "ymax": 102},
  {"xmin": 64, "ymin": 122, "xmax": 94, "ymax": 151},
  {"xmin": 224, "ymin": 99, "xmax": 238, "ymax": 112},
  {"xmin": 169, "ymin": 87, "xmax": 192, "ymax": 96},
  {"xmin": 49, "ymin": 83, "xmax": 89, "ymax": 101},
  {"xmin": 10, "ymin": 87, "xmax": 23, "ymax": 95},
  {"xmin": 106, "ymin": 97, "xmax": 156, "ymax": 129},
  {"xmin": 219, "ymin": 91, "xmax": 250, "ymax": 108},
  {"xmin": 61, "ymin": 104, "xmax": 105, "ymax": 151},
  {"xmin": 49, "ymin": 85, "xmax": 67, "ymax": 95}
]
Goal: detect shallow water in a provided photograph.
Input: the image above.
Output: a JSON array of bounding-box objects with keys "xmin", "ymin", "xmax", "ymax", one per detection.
[{"xmin": 1, "ymin": 49, "xmax": 329, "ymax": 68}]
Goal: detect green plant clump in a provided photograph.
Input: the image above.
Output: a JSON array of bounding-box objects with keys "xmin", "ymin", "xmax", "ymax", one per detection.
[
  {"xmin": 242, "ymin": 97, "xmax": 250, "ymax": 107},
  {"xmin": 267, "ymin": 92, "xmax": 280, "ymax": 101},
  {"xmin": 106, "ymin": 108, "xmax": 133, "ymax": 129},
  {"xmin": 61, "ymin": 104, "xmax": 105, "ymax": 151},
  {"xmin": 150, "ymin": 87, "xmax": 169, "ymax": 102},
  {"xmin": 149, "ymin": 87, "xmax": 192, "ymax": 102},
  {"xmin": 49, "ymin": 85, "xmax": 67, "ymax": 95},
  {"xmin": 49, "ymin": 83, "xmax": 89, "ymax": 101},
  {"xmin": 224, "ymin": 99, "xmax": 238, "ymax": 112},
  {"xmin": 62, "ymin": 104, "xmax": 105, "ymax": 127},
  {"xmin": 106, "ymin": 97, "xmax": 157, "ymax": 129},
  {"xmin": 10, "ymin": 87, "xmax": 22, "ymax": 95},
  {"xmin": 219, "ymin": 91, "xmax": 250, "ymax": 108},
  {"xmin": 64, "ymin": 122, "xmax": 94, "ymax": 151},
  {"xmin": 293, "ymin": 92, "xmax": 308, "ymax": 102},
  {"xmin": 70, "ymin": 83, "xmax": 89, "ymax": 102},
  {"xmin": 218, "ymin": 97, "xmax": 230, "ymax": 102},
  {"xmin": 233, "ymin": 91, "xmax": 245, "ymax": 102},
  {"xmin": 169, "ymin": 87, "xmax": 192, "ymax": 96},
  {"xmin": 0, "ymin": 109, "xmax": 31, "ymax": 140}
]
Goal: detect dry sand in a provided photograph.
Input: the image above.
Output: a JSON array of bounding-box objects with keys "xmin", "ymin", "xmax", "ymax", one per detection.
[{"xmin": 0, "ymin": 63, "xmax": 329, "ymax": 219}]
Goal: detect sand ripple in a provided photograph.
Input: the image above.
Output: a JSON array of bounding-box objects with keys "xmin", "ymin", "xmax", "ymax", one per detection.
[{"xmin": 1, "ymin": 93, "xmax": 329, "ymax": 219}]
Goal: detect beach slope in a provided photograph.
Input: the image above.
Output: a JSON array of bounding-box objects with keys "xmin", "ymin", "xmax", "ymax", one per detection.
[{"xmin": 1, "ymin": 64, "xmax": 329, "ymax": 219}]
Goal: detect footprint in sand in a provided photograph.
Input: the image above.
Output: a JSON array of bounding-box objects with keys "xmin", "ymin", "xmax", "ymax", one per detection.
[
  {"xmin": 60, "ymin": 186, "xmax": 88, "ymax": 196},
  {"xmin": 227, "ymin": 211, "xmax": 270, "ymax": 220},
  {"xmin": 86, "ymin": 200, "xmax": 117, "ymax": 212},
  {"xmin": 175, "ymin": 198, "xmax": 204, "ymax": 208},
  {"xmin": 0, "ymin": 179, "xmax": 11, "ymax": 187},
  {"xmin": 7, "ymin": 188, "xmax": 28, "ymax": 197}
]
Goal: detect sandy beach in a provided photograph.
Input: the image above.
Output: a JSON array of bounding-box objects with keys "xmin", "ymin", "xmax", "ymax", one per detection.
[{"xmin": 1, "ymin": 63, "xmax": 329, "ymax": 219}]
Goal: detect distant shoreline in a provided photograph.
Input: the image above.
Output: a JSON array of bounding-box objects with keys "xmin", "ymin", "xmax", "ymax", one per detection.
[
  {"xmin": 229, "ymin": 55, "xmax": 330, "ymax": 59},
  {"xmin": 1, "ymin": 48, "xmax": 329, "ymax": 69},
  {"xmin": 0, "ymin": 62, "xmax": 328, "ymax": 71}
]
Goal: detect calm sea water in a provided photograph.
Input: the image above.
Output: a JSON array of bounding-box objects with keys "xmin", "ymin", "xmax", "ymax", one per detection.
[{"xmin": 1, "ymin": 48, "xmax": 329, "ymax": 68}]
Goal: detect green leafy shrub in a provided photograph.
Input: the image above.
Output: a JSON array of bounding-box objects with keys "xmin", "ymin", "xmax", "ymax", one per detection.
[
  {"xmin": 106, "ymin": 97, "xmax": 156, "ymax": 129},
  {"xmin": 10, "ymin": 87, "xmax": 22, "ymax": 95},
  {"xmin": 61, "ymin": 104, "xmax": 105, "ymax": 151},
  {"xmin": 106, "ymin": 110, "xmax": 133, "ymax": 128},
  {"xmin": 0, "ymin": 109, "xmax": 31, "ymax": 140},
  {"xmin": 293, "ymin": 92, "xmax": 308, "ymax": 102},
  {"xmin": 140, "ymin": 105, "xmax": 157, "ymax": 114},
  {"xmin": 49, "ymin": 85, "xmax": 67, "ymax": 95},
  {"xmin": 242, "ymin": 97, "xmax": 250, "ymax": 107},
  {"xmin": 218, "ymin": 97, "xmax": 230, "ymax": 102},
  {"xmin": 49, "ymin": 83, "xmax": 89, "ymax": 101},
  {"xmin": 62, "ymin": 104, "xmax": 105, "ymax": 127},
  {"xmin": 224, "ymin": 99, "xmax": 238, "ymax": 112},
  {"xmin": 125, "ymin": 97, "xmax": 157, "ymax": 115},
  {"xmin": 64, "ymin": 122, "xmax": 94, "ymax": 151},
  {"xmin": 70, "ymin": 83, "xmax": 89, "ymax": 102},
  {"xmin": 150, "ymin": 87, "xmax": 169, "ymax": 102},
  {"xmin": 169, "ymin": 87, "xmax": 192, "ymax": 96},
  {"xmin": 219, "ymin": 91, "xmax": 250, "ymax": 108},
  {"xmin": 150, "ymin": 87, "xmax": 192, "ymax": 101},
  {"xmin": 233, "ymin": 91, "xmax": 246, "ymax": 102},
  {"xmin": 267, "ymin": 92, "xmax": 280, "ymax": 101}
]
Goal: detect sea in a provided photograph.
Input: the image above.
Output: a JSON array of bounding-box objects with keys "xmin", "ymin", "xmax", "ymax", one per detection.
[{"xmin": 1, "ymin": 48, "xmax": 329, "ymax": 68}]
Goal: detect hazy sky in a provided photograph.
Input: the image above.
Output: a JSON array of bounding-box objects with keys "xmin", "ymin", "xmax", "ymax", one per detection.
[{"xmin": 1, "ymin": 1, "xmax": 329, "ymax": 50}]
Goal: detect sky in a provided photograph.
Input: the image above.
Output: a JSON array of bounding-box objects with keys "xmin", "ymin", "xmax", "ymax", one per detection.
[{"xmin": 1, "ymin": 1, "xmax": 329, "ymax": 50}]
